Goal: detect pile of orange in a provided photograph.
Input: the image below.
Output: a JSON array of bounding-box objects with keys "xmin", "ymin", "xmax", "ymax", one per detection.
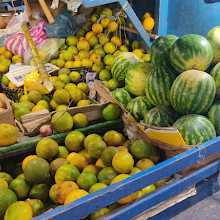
[{"xmin": 0, "ymin": 125, "xmax": 167, "ymax": 219}]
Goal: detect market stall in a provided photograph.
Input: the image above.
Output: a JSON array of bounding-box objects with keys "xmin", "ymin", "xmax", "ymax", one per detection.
[{"xmin": 0, "ymin": 0, "xmax": 220, "ymax": 219}]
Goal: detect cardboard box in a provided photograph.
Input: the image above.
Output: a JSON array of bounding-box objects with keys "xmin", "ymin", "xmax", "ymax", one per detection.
[
  {"xmin": 17, "ymin": 89, "xmax": 106, "ymax": 136},
  {"xmin": 19, "ymin": 102, "xmax": 106, "ymax": 136},
  {"xmin": 0, "ymin": 94, "xmax": 14, "ymax": 125}
]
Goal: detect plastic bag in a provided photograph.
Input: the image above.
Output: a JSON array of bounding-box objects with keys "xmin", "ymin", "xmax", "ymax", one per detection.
[
  {"xmin": 4, "ymin": 20, "xmax": 65, "ymax": 64},
  {"xmin": 44, "ymin": 10, "xmax": 79, "ymax": 38},
  {"xmin": 4, "ymin": 11, "xmax": 42, "ymax": 35},
  {"xmin": 28, "ymin": 38, "xmax": 65, "ymax": 65}
]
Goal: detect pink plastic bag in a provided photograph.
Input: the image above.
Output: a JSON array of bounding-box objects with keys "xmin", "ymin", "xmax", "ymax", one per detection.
[{"xmin": 5, "ymin": 21, "xmax": 48, "ymax": 61}]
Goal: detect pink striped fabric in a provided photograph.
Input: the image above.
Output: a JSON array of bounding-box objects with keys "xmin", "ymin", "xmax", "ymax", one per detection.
[{"xmin": 4, "ymin": 20, "xmax": 48, "ymax": 58}]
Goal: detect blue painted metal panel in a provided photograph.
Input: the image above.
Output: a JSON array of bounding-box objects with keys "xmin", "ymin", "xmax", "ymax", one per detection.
[
  {"xmin": 149, "ymin": 173, "xmax": 220, "ymax": 220},
  {"xmin": 82, "ymin": 0, "xmax": 118, "ymax": 7},
  {"xmin": 33, "ymin": 136, "xmax": 220, "ymax": 220},
  {"xmin": 101, "ymin": 161, "xmax": 220, "ymax": 220},
  {"xmin": 166, "ymin": 0, "xmax": 220, "ymax": 37},
  {"xmin": 154, "ymin": 0, "xmax": 169, "ymax": 36}
]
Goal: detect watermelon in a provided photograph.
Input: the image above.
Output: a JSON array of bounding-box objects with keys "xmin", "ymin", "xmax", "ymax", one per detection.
[
  {"xmin": 125, "ymin": 62, "xmax": 155, "ymax": 96},
  {"xmin": 143, "ymin": 106, "xmax": 179, "ymax": 127},
  {"xmin": 206, "ymin": 26, "xmax": 220, "ymax": 64},
  {"xmin": 150, "ymin": 35, "xmax": 179, "ymax": 67},
  {"xmin": 170, "ymin": 34, "xmax": 213, "ymax": 73},
  {"xmin": 111, "ymin": 52, "xmax": 140, "ymax": 82},
  {"xmin": 126, "ymin": 96, "xmax": 153, "ymax": 121},
  {"xmin": 173, "ymin": 114, "xmax": 216, "ymax": 145},
  {"xmin": 112, "ymin": 88, "xmax": 133, "ymax": 108},
  {"xmin": 210, "ymin": 62, "xmax": 220, "ymax": 96},
  {"xmin": 145, "ymin": 66, "xmax": 177, "ymax": 107},
  {"xmin": 208, "ymin": 101, "xmax": 220, "ymax": 135},
  {"xmin": 170, "ymin": 70, "xmax": 215, "ymax": 115}
]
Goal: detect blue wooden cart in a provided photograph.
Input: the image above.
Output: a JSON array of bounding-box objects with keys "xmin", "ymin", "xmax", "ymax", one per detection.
[
  {"xmin": 33, "ymin": 1, "xmax": 220, "ymax": 219},
  {"xmin": 1, "ymin": 0, "xmax": 220, "ymax": 219}
]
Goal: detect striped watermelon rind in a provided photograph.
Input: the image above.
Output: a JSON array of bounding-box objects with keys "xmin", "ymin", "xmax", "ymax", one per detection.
[
  {"xmin": 150, "ymin": 34, "xmax": 179, "ymax": 67},
  {"xmin": 206, "ymin": 26, "xmax": 220, "ymax": 64},
  {"xmin": 112, "ymin": 88, "xmax": 133, "ymax": 108},
  {"xmin": 210, "ymin": 62, "xmax": 220, "ymax": 96},
  {"xmin": 125, "ymin": 62, "xmax": 155, "ymax": 96},
  {"xmin": 208, "ymin": 101, "xmax": 220, "ymax": 135},
  {"xmin": 173, "ymin": 114, "xmax": 216, "ymax": 145},
  {"xmin": 170, "ymin": 34, "xmax": 213, "ymax": 73},
  {"xmin": 111, "ymin": 52, "xmax": 140, "ymax": 82},
  {"xmin": 170, "ymin": 70, "xmax": 216, "ymax": 115},
  {"xmin": 126, "ymin": 96, "xmax": 153, "ymax": 121},
  {"xmin": 145, "ymin": 66, "xmax": 177, "ymax": 107},
  {"xmin": 143, "ymin": 106, "xmax": 179, "ymax": 127}
]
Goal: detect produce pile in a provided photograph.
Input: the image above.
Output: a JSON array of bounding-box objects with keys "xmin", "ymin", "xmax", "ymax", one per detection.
[
  {"xmin": 0, "ymin": 127, "xmax": 168, "ymax": 219},
  {"xmin": 108, "ymin": 27, "xmax": 220, "ymax": 146},
  {"xmin": 0, "ymin": 6, "xmax": 155, "ymax": 137}
]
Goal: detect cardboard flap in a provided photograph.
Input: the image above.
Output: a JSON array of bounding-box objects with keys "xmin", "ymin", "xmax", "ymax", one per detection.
[
  {"xmin": 20, "ymin": 101, "xmax": 106, "ymax": 135},
  {"xmin": 21, "ymin": 110, "xmax": 51, "ymax": 133},
  {"xmin": 0, "ymin": 94, "xmax": 14, "ymax": 125}
]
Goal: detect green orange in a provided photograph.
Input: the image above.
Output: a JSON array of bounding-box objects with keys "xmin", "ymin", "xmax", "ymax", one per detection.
[
  {"xmin": 55, "ymin": 164, "xmax": 80, "ymax": 184},
  {"xmin": 65, "ymin": 131, "xmax": 85, "ymax": 152},
  {"xmin": 72, "ymin": 113, "xmax": 88, "ymax": 128},
  {"xmin": 102, "ymin": 103, "xmax": 120, "ymax": 121},
  {"xmin": 84, "ymin": 134, "xmax": 102, "ymax": 151},
  {"xmin": 89, "ymin": 183, "xmax": 107, "ymax": 193},
  {"xmin": 9, "ymin": 178, "xmax": 30, "ymax": 200},
  {"xmin": 98, "ymin": 167, "xmax": 118, "ymax": 185},
  {"xmin": 26, "ymin": 199, "xmax": 44, "ymax": 217},
  {"xmin": 76, "ymin": 171, "xmax": 97, "ymax": 191},
  {"xmin": 101, "ymin": 146, "xmax": 119, "ymax": 166}
]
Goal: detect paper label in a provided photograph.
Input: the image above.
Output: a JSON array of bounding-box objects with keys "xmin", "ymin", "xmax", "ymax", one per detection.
[
  {"xmin": 6, "ymin": 63, "xmax": 59, "ymax": 87},
  {"xmin": 51, "ymin": 0, "xmax": 59, "ymax": 9},
  {"xmin": 6, "ymin": 65, "xmax": 37, "ymax": 87},
  {"xmin": 67, "ymin": 0, "xmax": 82, "ymax": 12}
]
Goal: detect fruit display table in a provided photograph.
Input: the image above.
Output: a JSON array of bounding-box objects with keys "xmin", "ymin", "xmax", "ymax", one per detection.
[{"xmin": 1, "ymin": 1, "xmax": 220, "ymax": 219}]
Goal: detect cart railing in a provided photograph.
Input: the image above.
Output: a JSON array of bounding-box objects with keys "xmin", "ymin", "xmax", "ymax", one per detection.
[{"xmin": 33, "ymin": 136, "xmax": 220, "ymax": 220}]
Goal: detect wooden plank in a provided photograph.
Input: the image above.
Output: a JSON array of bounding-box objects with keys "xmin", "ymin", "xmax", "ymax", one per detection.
[{"xmin": 120, "ymin": 26, "xmax": 159, "ymax": 39}]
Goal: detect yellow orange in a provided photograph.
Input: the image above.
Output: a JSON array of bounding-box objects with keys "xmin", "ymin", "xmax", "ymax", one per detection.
[
  {"xmin": 111, "ymin": 36, "xmax": 122, "ymax": 47},
  {"xmin": 92, "ymin": 23, "xmax": 103, "ymax": 34},
  {"xmin": 22, "ymin": 155, "xmax": 38, "ymax": 170},
  {"xmin": 90, "ymin": 53, "xmax": 101, "ymax": 63},
  {"xmin": 66, "ymin": 152, "xmax": 77, "ymax": 164},
  {"xmin": 111, "ymin": 174, "xmax": 139, "ymax": 204},
  {"xmin": 31, "ymin": 105, "xmax": 47, "ymax": 112},
  {"xmin": 108, "ymin": 21, "xmax": 118, "ymax": 32},
  {"xmin": 85, "ymin": 31, "xmax": 95, "ymax": 41},
  {"xmin": 101, "ymin": 17, "xmax": 111, "ymax": 28},
  {"xmin": 142, "ymin": 17, "xmax": 155, "ymax": 31}
]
